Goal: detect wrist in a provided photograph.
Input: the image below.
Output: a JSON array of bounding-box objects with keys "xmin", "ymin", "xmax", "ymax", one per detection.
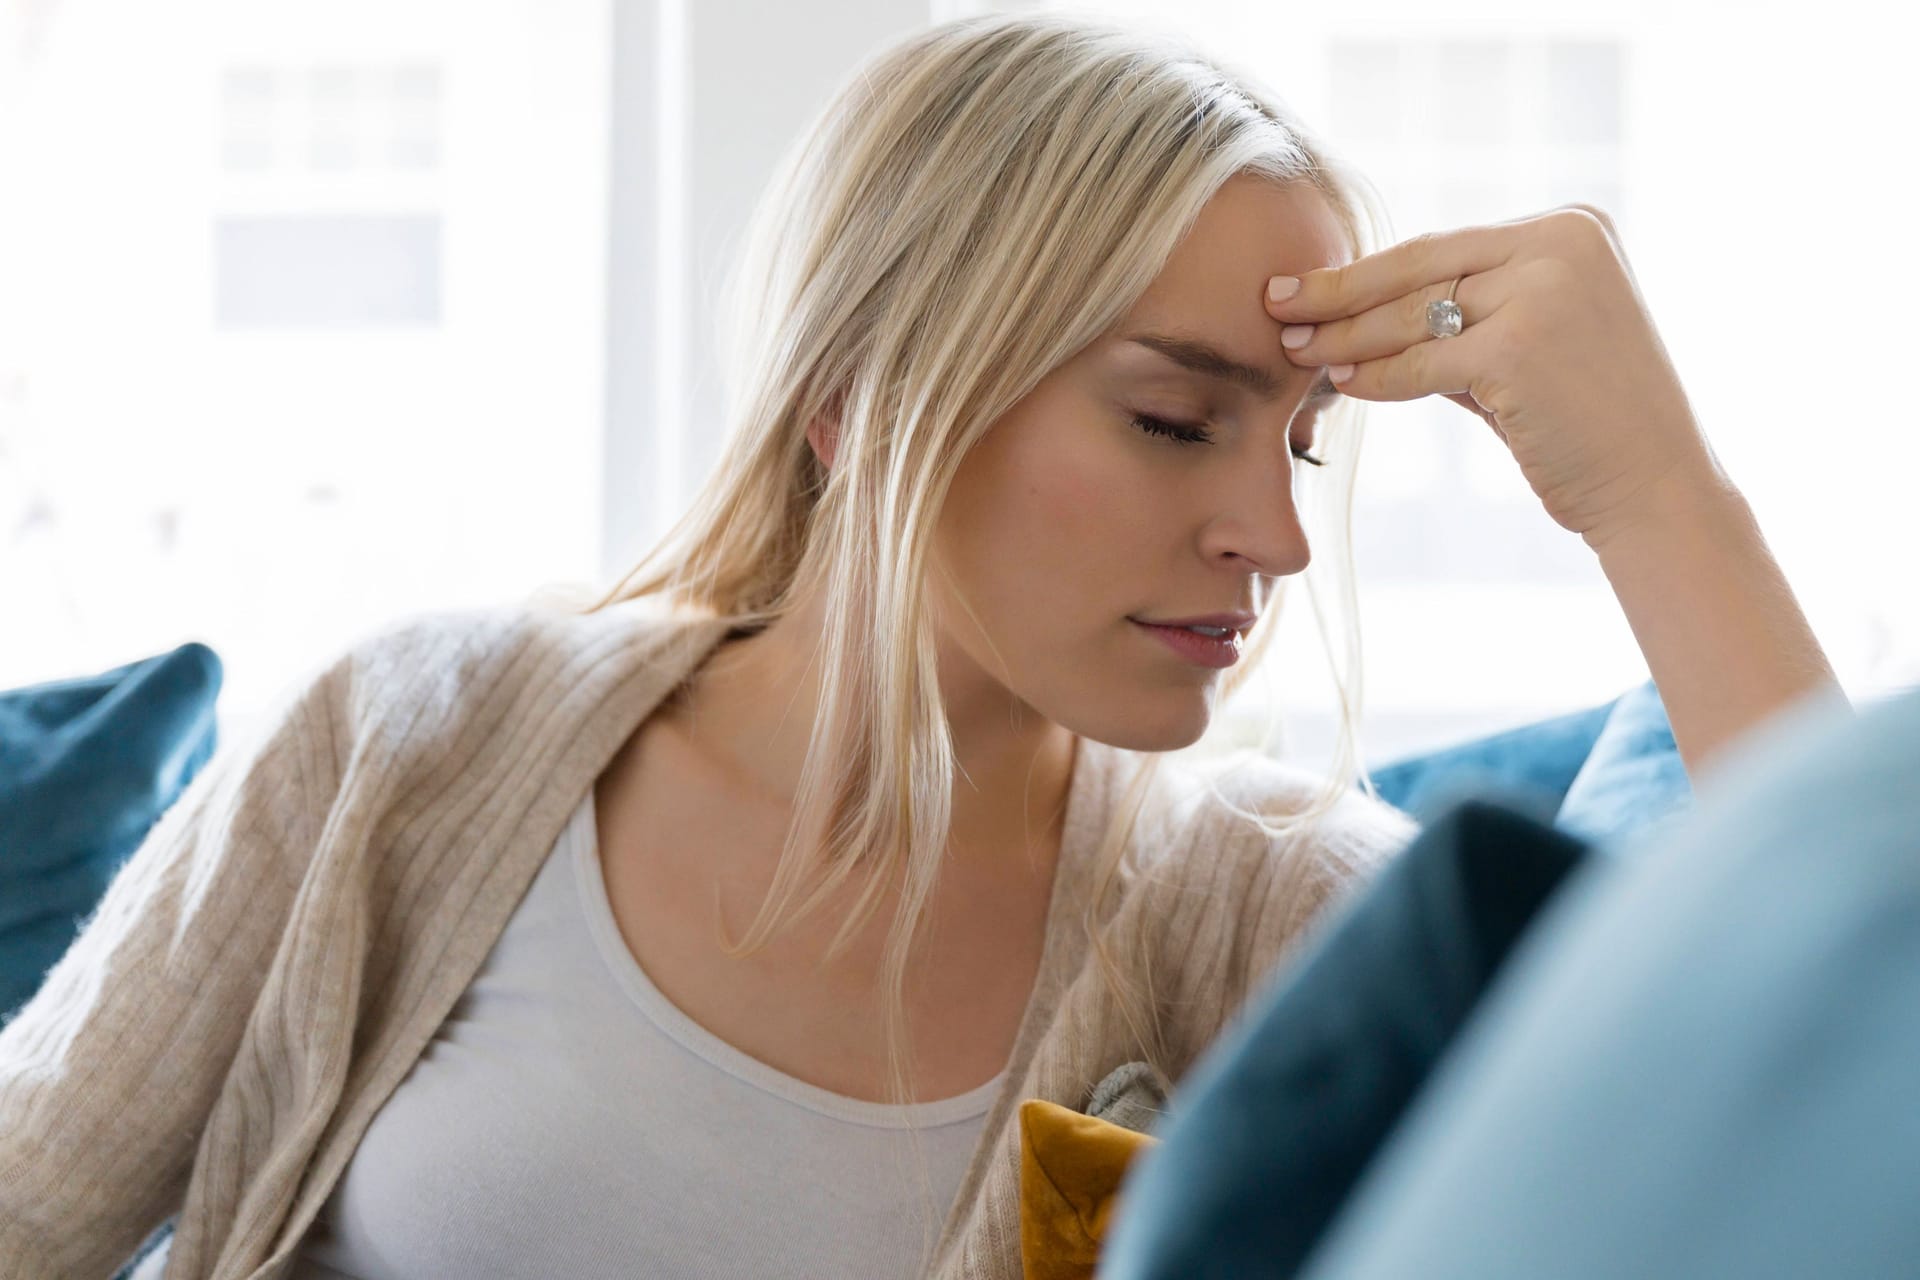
[
  {"xmin": 1576, "ymin": 458, "xmax": 1843, "ymax": 779},
  {"xmin": 1581, "ymin": 453, "xmax": 1741, "ymax": 558}
]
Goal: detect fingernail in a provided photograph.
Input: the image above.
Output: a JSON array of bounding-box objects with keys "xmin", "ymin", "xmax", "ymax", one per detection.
[
  {"xmin": 1267, "ymin": 275, "xmax": 1301, "ymax": 304},
  {"xmin": 1329, "ymin": 364, "xmax": 1356, "ymax": 383},
  {"xmin": 1281, "ymin": 324, "xmax": 1314, "ymax": 349}
]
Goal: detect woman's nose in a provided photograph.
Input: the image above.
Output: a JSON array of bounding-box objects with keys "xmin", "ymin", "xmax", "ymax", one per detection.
[{"xmin": 1200, "ymin": 453, "xmax": 1313, "ymax": 577}]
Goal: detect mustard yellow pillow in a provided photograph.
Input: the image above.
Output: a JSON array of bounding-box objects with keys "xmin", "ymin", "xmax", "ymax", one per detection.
[{"xmin": 1018, "ymin": 1098, "xmax": 1162, "ymax": 1280}]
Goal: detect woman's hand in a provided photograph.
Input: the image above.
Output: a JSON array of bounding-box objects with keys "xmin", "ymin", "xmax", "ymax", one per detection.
[
  {"xmin": 1265, "ymin": 204, "xmax": 1727, "ymax": 549},
  {"xmin": 1266, "ymin": 204, "xmax": 1847, "ymax": 777}
]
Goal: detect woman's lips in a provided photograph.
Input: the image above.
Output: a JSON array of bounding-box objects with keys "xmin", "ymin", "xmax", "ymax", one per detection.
[{"xmin": 1129, "ymin": 618, "xmax": 1242, "ymax": 669}]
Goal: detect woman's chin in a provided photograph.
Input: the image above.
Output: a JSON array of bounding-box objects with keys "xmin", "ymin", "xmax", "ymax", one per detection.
[{"xmin": 1068, "ymin": 696, "xmax": 1213, "ymax": 755}]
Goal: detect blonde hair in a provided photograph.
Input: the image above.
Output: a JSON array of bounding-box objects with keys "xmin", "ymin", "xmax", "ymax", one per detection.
[{"xmin": 534, "ymin": 10, "xmax": 1393, "ymax": 1268}]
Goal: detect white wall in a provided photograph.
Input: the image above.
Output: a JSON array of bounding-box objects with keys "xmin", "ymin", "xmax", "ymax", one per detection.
[{"xmin": 602, "ymin": 0, "xmax": 935, "ymax": 574}]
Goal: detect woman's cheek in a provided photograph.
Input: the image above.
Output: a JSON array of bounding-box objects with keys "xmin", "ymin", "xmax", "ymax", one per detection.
[
  {"xmin": 1021, "ymin": 435, "xmax": 1146, "ymax": 544},
  {"xmin": 1025, "ymin": 468, "xmax": 1103, "ymax": 540}
]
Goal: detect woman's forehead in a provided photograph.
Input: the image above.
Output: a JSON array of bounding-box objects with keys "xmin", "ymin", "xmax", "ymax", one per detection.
[
  {"xmin": 1138, "ymin": 177, "xmax": 1352, "ymax": 317},
  {"xmin": 1098, "ymin": 180, "xmax": 1348, "ymax": 387}
]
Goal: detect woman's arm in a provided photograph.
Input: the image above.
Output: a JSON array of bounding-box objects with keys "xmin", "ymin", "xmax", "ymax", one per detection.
[
  {"xmin": 0, "ymin": 650, "xmax": 351, "ymax": 1278},
  {"xmin": 1584, "ymin": 464, "xmax": 1848, "ymax": 783}
]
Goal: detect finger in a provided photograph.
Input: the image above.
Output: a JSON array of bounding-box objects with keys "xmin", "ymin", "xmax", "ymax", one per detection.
[
  {"xmin": 1265, "ymin": 223, "xmax": 1515, "ymax": 324},
  {"xmin": 1326, "ymin": 323, "xmax": 1488, "ymax": 406},
  {"xmin": 1279, "ymin": 272, "xmax": 1506, "ymax": 370}
]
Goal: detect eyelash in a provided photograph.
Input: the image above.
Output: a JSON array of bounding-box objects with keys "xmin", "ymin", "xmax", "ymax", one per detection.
[{"xmin": 1130, "ymin": 413, "xmax": 1327, "ymax": 466}]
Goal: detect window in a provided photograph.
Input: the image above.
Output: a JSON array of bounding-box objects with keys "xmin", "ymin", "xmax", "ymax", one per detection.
[{"xmin": 0, "ymin": 1, "xmax": 608, "ymax": 746}]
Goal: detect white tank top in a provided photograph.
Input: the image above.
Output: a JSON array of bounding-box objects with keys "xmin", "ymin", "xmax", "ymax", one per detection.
[{"xmin": 286, "ymin": 785, "xmax": 1002, "ymax": 1279}]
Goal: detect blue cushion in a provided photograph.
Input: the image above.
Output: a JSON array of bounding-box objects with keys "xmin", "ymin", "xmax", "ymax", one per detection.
[
  {"xmin": 1366, "ymin": 699, "xmax": 1615, "ymax": 826},
  {"xmin": 1554, "ymin": 677, "xmax": 1691, "ymax": 854},
  {"xmin": 1365, "ymin": 678, "xmax": 1689, "ymax": 852},
  {"xmin": 0, "ymin": 642, "xmax": 223, "ymax": 1028}
]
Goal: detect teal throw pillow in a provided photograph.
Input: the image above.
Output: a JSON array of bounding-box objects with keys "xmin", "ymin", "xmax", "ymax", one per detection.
[{"xmin": 0, "ymin": 642, "xmax": 222, "ymax": 1027}]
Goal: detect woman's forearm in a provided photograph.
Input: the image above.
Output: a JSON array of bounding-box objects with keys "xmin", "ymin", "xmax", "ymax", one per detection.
[{"xmin": 1584, "ymin": 468, "xmax": 1848, "ymax": 784}]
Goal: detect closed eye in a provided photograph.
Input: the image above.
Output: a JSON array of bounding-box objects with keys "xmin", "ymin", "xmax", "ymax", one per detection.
[{"xmin": 1130, "ymin": 413, "xmax": 1326, "ymax": 465}]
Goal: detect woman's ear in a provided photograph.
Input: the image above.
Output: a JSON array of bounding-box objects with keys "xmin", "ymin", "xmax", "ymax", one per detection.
[
  {"xmin": 806, "ymin": 413, "xmax": 838, "ymax": 470},
  {"xmin": 806, "ymin": 390, "xmax": 845, "ymax": 470}
]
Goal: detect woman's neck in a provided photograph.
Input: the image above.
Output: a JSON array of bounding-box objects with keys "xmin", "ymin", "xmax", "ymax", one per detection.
[{"xmin": 670, "ymin": 590, "xmax": 1077, "ymax": 868}]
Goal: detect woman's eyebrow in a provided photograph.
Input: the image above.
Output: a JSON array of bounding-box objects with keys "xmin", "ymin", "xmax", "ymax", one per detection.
[{"xmin": 1122, "ymin": 333, "xmax": 1339, "ymax": 404}]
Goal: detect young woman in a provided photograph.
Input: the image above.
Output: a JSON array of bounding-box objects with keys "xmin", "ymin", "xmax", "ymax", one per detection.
[{"xmin": 0, "ymin": 12, "xmax": 1839, "ymax": 1280}]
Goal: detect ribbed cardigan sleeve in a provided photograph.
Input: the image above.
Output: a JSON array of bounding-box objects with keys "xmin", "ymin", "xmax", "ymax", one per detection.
[
  {"xmin": 0, "ymin": 647, "xmax": 353, "ymax": 1279},
  {"xmin": 1160, "ymin": 757, "xmax": 1423, "ymax": 1069},
  {"xmin": 1240, "ymin": 781, "xmax": 1421, "ymax": 1007}
]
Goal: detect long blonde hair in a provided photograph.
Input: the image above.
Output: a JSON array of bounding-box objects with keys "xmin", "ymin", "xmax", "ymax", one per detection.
[{"xmin": 534, "ymin": 10, "xmax": 1393, "ymax": 1268}]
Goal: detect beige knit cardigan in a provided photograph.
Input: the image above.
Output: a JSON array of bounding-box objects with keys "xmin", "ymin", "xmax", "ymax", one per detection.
[{"xmin": 0, "ymin": 599, "xmax": 1418, "ymax": 1279}]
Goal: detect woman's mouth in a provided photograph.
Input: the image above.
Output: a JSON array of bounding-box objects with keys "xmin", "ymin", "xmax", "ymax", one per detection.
[{"xmin": 1128, "ymin": 618, "xmax": 1242, "ymax": 669}]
